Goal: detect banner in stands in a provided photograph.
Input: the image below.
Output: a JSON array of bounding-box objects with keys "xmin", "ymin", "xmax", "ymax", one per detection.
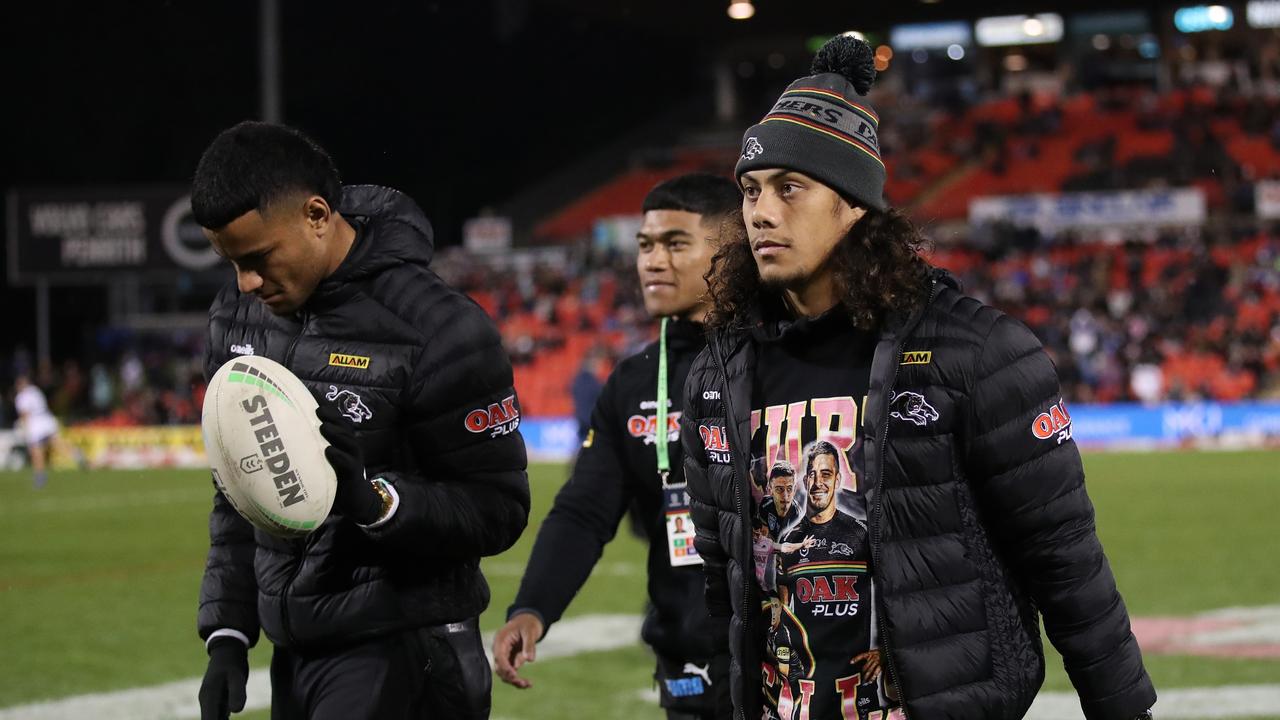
[
  {"xmin": 889, "ymin": 21, "xmax": 972, "ymax": 50},
  {"xmin": 62, "ymin": 426, "xmax": 207, "ymax": 469},
  {"xmin": 6, "ymin": 185, "xmax": 226, "ymax": 284},
  {"xmin": 969, "ymin": 188, "xmax": 1206, "ymax": 233},
  {"xmin": 7, "ymin": 404, "xmax": 1277, "ymax": 469},
  {"xmin": 593, "ymin": 214, "xmax": 643, "ymax": 253},
  {"xmin": 974, "ymin": 14, "xmax": 1065, "ymax": 46},
  {"xmin": 0, "ymin": 430, "xmax": 22, "ymax": 470},
  {"xmin": 13, "ymin": 422, "xmax": 581, "ymax": 469},
  {"xmin": 521, "ymin": 403, "xmax": 1280, "ymax": 460},
  {"xmin": 519, "ymin": 417, "xmax": 582, "ymax": 461},
  {"xmin": 1248, "ymin": 0, "xmax": 1280, "ymax": 28},
  {"xmin": 462, "ymin": 215, "xmax": 513, "ymax": 253},
  {"xmin": 1064, "ymin": 401, "xmax": 1280, "ymax": 449},
  {"xmin": 1254, "ymin": 179, "xmax": 1280, "ymax": 218}
]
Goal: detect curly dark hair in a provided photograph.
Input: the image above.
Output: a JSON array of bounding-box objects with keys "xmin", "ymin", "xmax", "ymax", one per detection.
[{"xmin": 705, "ymin": 206, "xmax": 932, "ymax": 331}]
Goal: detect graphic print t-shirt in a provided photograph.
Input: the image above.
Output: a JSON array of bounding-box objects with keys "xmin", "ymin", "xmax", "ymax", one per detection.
[{"xmin": 749, "ymin": 309, "xmax": 899, "ymax": 720}]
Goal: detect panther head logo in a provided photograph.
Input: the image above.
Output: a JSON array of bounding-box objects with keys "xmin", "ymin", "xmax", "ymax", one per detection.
[
  {"xmin": 742, "ymin": 136, "xmax": 764, "ymax": 160},
  {"xmin": 888, "ymin": 391, "xmax": 938, "ymax": 427},
  {"xmin": 325, "ymin": 385, "xmax": 373, "ymax": 424}
]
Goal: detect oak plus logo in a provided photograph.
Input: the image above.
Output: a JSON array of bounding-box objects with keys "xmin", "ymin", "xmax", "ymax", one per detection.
[
  {"xmin": 465, "ymin": 394, "xmax": 521, "ymax": 437},
  {"xmin": 1031, "ymin": 399, "xmax": 1072, "ymax": 444},
  {"xmin": 626, "ymin": 410, "xmax": 681, "ymax": 446},
  {"xmin": 698, "ymin": 423, "xmax": 732, "ymax": 464}
]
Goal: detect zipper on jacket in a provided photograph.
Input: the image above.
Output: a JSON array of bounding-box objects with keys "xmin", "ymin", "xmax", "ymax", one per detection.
[
  {"xmin": 284, "ymin": 310, "xmax": 309, "ymax": 366},
  {"xmin": 872, "ymin": 344, "xmax": 908, "ymax": 718},
  {"xmin": 871, "ymin": 278, "xmax": 941, "ymax": 718},
  {"xmin": 277, "ymin": 542, "xmax": 306, "ymax": 648},
  {"xmin": 709, "ymin": 340, "xmax": 751, "ymax": 720},
  {"xmin": 279, "ymin": 310, "xmax": 310, "ymax": 647}
]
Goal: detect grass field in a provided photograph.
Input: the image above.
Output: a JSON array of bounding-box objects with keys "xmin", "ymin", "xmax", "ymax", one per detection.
[{"xmin": 0, "ymin": 451, "xmax": 1277, "ymax": 719}]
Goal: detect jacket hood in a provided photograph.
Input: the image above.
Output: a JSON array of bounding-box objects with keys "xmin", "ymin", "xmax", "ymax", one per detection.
[
  {"xmin": 662, "ymin": 316, "xmax": 707, "ymax": 352},
  {"xmin": 738, "ymin": 265, "xmax": 959, "ymax": 344},
  {"xmin": 309, "ymin": 185, "xmax": 434, "ymax": 305},
  {"xmin": 748, "ymin": 305, "xmax": 860, "ymax": 345}
]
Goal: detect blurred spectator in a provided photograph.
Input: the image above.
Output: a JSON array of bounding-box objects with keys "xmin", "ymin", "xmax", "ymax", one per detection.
[
  {"xmin": 89, "ymin": 364, "xmax": 113, "ymax": 414},
  {"xmin": 570, "ymin": 350, "xmax": 607, "ymax": 441},
  {"xmin": 932, "ymin": 223, "xmax": 1280, "ymax": 405}
]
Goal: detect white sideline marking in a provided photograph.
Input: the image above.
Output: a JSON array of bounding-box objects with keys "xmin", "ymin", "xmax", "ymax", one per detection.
[
  {"xmin": 6, "ymin": 609, "xmax": 1277, "ymax": 720},
  {"xmin": 1027, "ymin": 684, "xmax": 1280, "ymax": 719},
  {"xmin": 0, "ymin": 672, "xmax": 269, "ymax": 720},
  {"xmin": 0, "ymin": 614, "xmax": 644, "ymax": 720},
  {"xmin": 635, "ymin": 685, "xmax": 1280, "ymax": 719},
  {"xmin": 1199, "ymin": 604, "xmax": 1280, "ymax": 646},
  {"xmin": 496, "ymin": 613, "xmax": 643, "ymax": 662}
]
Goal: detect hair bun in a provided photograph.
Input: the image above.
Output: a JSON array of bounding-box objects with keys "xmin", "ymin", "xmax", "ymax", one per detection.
[{"xmin": 810, "ymin": 34, "xmax": 876, "ymax": 95}]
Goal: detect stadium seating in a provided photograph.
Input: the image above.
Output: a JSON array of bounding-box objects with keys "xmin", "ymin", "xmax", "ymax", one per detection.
[{"xmin": 7, "ymin": 88, "xmax": 1279, "ymax": 425}]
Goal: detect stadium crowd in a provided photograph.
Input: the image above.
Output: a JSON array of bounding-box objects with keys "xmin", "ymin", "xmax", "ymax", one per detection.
[
  {"xmin": 869, "ymin": 82, "xmax": 1280, "ymax": 219},
  {"xmin": 441, "ymin": 220, "xmax": 1280, "ymax": 410},
  {"xmin": 6, "ymin": 80, "xmax": 1280, "ymax": 426},
  {"xmin": 0, "ymin": 334, "xmax": 206, "ymax": 430},
  {"xmin": 934, "ymin": 223, "xmax": 1280, "ymax": 403},
  {"xmin": 3, "ymin": 221, "xmax": 1278, "ymax": 430}
]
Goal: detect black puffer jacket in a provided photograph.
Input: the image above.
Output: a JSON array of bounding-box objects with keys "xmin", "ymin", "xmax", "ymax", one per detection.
[
  {"xmin": 681, "ymin": 271, "xmax": 1155, "ymax": 720},
  {"xmin": 509, "ymin": 319, "xmax": 722, "ymax": 661},
  {"xmin": 197, "ymin": 185, "xmax": 530, "ymax": 651}
]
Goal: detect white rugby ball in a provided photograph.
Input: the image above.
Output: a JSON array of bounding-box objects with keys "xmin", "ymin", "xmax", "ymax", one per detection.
[{"xmin": 201, "ymin": 355, "xmax": 336, "ymax": 538}]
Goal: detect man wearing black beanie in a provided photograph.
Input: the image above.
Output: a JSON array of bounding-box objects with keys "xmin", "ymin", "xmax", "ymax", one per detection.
[{"xmin": 681, "ymin": 35, "xmax": 1156, "ymax": 720}]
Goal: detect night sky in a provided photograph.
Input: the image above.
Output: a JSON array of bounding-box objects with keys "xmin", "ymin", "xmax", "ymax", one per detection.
[
  {"xmin": 2, "ymin": 0, "xmax": 1163, "ymax": 358},
  {"xmin": 3, "ymin": 0, "xmax": 715, "ymax": 356}
]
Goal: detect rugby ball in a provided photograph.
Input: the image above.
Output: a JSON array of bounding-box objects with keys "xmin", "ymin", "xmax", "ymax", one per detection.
[{"xmin": 201, "ymin": 355, "xmax": 336, "ymax": 537}]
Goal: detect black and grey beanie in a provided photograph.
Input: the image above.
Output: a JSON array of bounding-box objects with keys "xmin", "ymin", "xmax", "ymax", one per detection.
[{"xmin": 735, "ymin": 35, "xmax": 887, "ymax": 211}]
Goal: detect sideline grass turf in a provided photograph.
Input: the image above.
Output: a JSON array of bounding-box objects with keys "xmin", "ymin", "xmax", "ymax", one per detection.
[{"xmin": 0, "ymin": 452, "xmax": 1276, "ymax": 718}]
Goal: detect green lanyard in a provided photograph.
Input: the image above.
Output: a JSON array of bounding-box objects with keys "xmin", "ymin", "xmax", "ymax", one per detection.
[{"xmin": 656, "ymin": 317, "xmax": 670, "ymax": 484}]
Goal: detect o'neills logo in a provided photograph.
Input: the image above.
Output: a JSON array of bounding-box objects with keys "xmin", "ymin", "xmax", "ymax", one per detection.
[
  {"xmin": 465, "ymin": 394, "xmax": 521, "ymax": 437},
  {"xmin": 328, "ymin": 353, "xmax": 370, "ymax": 370},
  {"xmin": 240, "ymin": 394, "xmax": 306, "ymax": 507},
  {"xmin": 1032, "ymin": 399, "xmax": 1073, "ymax": 444}
]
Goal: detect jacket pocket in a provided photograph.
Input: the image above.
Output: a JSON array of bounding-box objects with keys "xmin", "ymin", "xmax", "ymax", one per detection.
[{"xmin": 417, "ymin": 618, "xmax": 492, "ymax": 720}]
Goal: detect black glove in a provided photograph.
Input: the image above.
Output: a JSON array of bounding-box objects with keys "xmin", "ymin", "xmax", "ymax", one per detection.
[
  {"xmin": 316, "ymin": 404, "xmax": 384, "ymax": 524},
  {"xmin": 198, "ymin": 637, "xmax": 248, "ymax": 720}
]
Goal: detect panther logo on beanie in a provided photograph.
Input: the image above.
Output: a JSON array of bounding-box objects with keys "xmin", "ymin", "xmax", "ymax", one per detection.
[{"xmin": 735, "ymin": 34, "xmax": 887, "ymax": 211}]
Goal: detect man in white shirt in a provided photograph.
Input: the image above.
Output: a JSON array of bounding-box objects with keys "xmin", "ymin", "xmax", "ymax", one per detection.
[{"xmin": 13, "ymin": 374, "xmax": 73, "ymax": 488}]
